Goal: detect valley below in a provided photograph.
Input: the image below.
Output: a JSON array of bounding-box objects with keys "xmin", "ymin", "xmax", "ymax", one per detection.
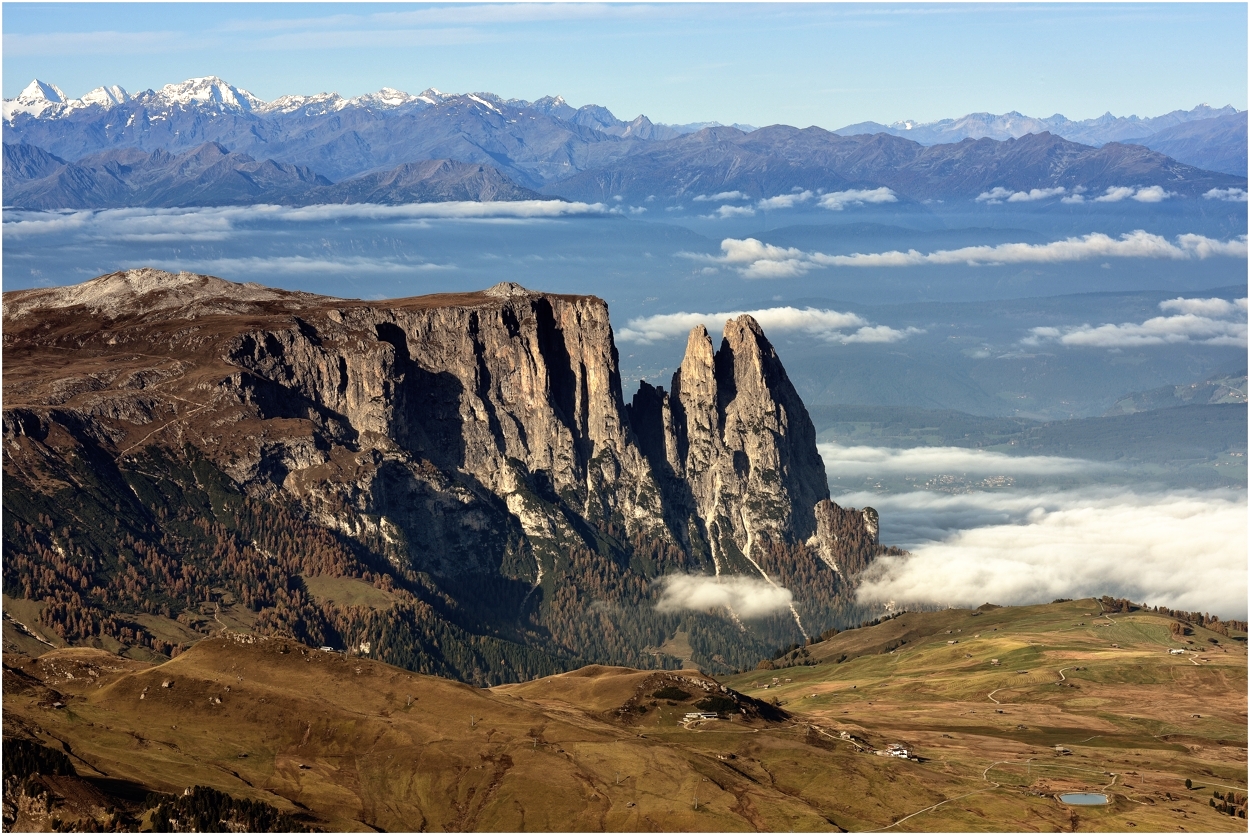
[{"xmin": 3, "ymin": 599, "xmax": 1246, "ymax": 831}]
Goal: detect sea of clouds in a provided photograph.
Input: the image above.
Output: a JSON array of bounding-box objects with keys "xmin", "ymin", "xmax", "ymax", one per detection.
[
  {"xmin": 849, "ymin": 486, "xmax": 1247, "ymax": 619},
  {"xmin": 820, "ymin": 442, "xmax": 1247, "ymax": 618}
]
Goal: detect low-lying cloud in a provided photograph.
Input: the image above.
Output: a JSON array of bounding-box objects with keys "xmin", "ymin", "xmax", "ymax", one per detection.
[
  {"xmin": 819, "ymin": 443, "xmax": 1105, "ymax": 480},
  {"xmin": 709, "ymin": 204, "xmax": 756, "ymax": 219},
  {"xmin": 977, "ymin": 186, "xmax": 1068, "ymax": 204},
  {"xmin": 818, "ymin": 187, "xmax": 897, "ymax": 210},
  {"xmin": 655, "ymin": 573, "xmax": 794, "ymax": 618},
  {"xmin": 2, "ymin": 200, "xmax": 613, "ymax": 240},
  {"xmin": 1024, "ymin": 296, "xmax": 1248, "ymax": 349},
  {"xmin": 1058, "ymin": 185, "xmax": 1174, "ymax": 204},
  {"xmin": 698, "ymin": 188, "xmax": 897, "ymax": 217},
  {"xmin": 692, "ymin": 191, "xmax": 746, "ymax": 202},
  {"xmin": 758, "ymin": 190, "xmax": 813, "ymax": 210},
  {"xmin": 1204, "ymin": 187, "xmax": 1248, "ymax": 202},
  {"xmin": 975, "ymin": 185, "xmax": 1175, "ymax": 205},
  {"xmin": 617, "ymin": 306, "xmax": 920, "ymax": 345},
  {"xmin": 682, "ymin": 231, "xmax": 1248, "ymax": 278},
  {"xmin": 852, "ymin": 488, "xmax": 1247, "ymax": 619}
]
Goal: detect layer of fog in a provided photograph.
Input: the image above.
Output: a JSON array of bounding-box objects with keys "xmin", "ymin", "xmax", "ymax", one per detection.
[
  {"xmin": 655, "ymin": 574, "xmax": 794, "ymax": 618},
  {"xmin": 975, "ymin": 185, "xmax": 1178, "ymax": 205},
  {"xmin": 841, "ymin": 487, "xmax": 1247, "ymax": 619},
  {"xmin": 2, "ymin": 200, "xmax": 613, "ymax": 241},
  {"xmin": 705, "ymin": 187, "xmax": 898, "ymax": 217},
  {"xmin": 819, "ymin": 443, "xmax": 1106, "ymax": 481}
]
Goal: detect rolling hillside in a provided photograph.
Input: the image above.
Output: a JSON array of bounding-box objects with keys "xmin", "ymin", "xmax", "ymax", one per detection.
[{"xmin": 4, "ymin": 599, "xmax": 1244, "ymax": 831}]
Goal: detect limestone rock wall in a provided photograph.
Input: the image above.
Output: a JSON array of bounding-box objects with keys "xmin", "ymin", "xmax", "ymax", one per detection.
[
  {"xmin": 4, "ymin": 271, "xmax": 876, "ymax": 586},
  {"xmin": 630, "ymin": 315, "xmax": 851, "ymax": 576}
]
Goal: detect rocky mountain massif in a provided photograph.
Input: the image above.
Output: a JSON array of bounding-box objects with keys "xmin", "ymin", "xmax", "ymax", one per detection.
[
  {"xmin": 543, "ymin": 126, "xmax": 1242, "ymax": 203},
  {"xmin": 3, "ymin": 76, "xmax": 1245, "ymax": 208},
  {"xmin": 834, "ymin": 104, "xmax": 1247, "ymax": 176},
  {"xmin": 1, "ymin": 142, "xmax": 544, "ymax": 210},
  {"xmin": 2, "ymin": 270, "xmax": 891, "ymax": 684},
  {"xmin": 2, "ymin": 78, "xmax": 665, "ymax": 188}
]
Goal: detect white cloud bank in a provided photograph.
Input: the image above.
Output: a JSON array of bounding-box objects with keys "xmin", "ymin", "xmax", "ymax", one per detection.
[
  {"xmin": 700, "ymin": 187, "xmax": 898, "ymax": 218},
  {"xmin": 692, "ymin": 191, "xmax": 746, "ymax": 202},
  {"xmin": 758, "ymin": 190, "xmax": 813, "ymax": 210},
  {"xmin": 1205, "ymin": 187, "xmax": 1248, "ymax": 202},
  {"xmin": 1025, "ymin": 296, "xmax": 1247, "ymax": 349},
  {"xmin": 852, "ymin": 488, "xmax": 1247, "ymax": 619},
  {"xmin": 976, "ymin": 185, "xmax": 1176, "ymax": 205},
  {"xmin": 682, "ymin": 231, "xmax": 1248, "ymax": 278},
  {"xmin": 617, "ymin": 306, "xmax": 921, "ymax": 345},
  {"xmin": 709, "ymin": 204, "xmax": 756, "ymax": 219},
  {"xmin": 819, "ymin": 443, "xmax": 1105, "ymax": 480},
  {"xmin": 818, "ymin": 187, "xmax": 898, "ymax": 210},
  {"xmin": 655, "ymin": 574, "xmax": 794, "ymax": 619},
  {"xmin": 977, "ymin": 186, "xmax": 1069, "ymax": 204},
  {"xmin": 2, "ymin": 200, "xmax": 613, "ymax": 240},
  {"xmin": 1059, "ymin": 185, "xmax": 1175, "ymax": 204}
]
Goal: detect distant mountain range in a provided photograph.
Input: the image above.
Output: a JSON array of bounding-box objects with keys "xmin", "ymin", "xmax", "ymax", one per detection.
[
  {"xmin": 2, "ymin": 77, "xmax": 708, "ymax": 187},
  {"xmin": 3, "ymin": 76, "xmax": 1246, "ymax": 209},
  {"xmin": 834, "ymin": 105, "xmax": 1247, "ymax": 176},
  {"xmin": 2, "ymin": 142, "xmax": 545, "ymax": 209},
  {"xmin": 542, "ymin": 126, "xmax": 1238, "ymax": 204}
]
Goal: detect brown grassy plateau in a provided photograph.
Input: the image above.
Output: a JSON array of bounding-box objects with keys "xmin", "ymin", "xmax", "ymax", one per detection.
[{"xmin": 3, "ymin": 598, "xmax": 1245, "ymax": 832}]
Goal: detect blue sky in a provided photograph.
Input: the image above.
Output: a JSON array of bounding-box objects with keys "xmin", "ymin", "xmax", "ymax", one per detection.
[{"xmin": 3, "ymin": 3, "xmax": 1246, "ymax": 128}]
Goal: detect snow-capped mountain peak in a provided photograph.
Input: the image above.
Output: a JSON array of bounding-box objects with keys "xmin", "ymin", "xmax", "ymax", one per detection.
[
  {"xmin": 78, "ymin": 85, "xmax": 129, "ymax": 108},
  {"xmin": 416, "ymin": 88, "xmax": 455, "ymax": 104},
  {"xmin": 3, "ymin": 79, "xmax": 70, "ymax": 119},
  {"xmin": 345, "ymin": 87, "xmax": 427, "ymax": 109},
  {"xmin": 145, "ymin": 76, "xmax": 264, "ymax": 112},
  {"xmin": 20, "ymin": 79, "xmax": 67, "ymax": 104},
  {"xmin": 258, "ymin": 91, "xmax": 347, "ymax": 116}
]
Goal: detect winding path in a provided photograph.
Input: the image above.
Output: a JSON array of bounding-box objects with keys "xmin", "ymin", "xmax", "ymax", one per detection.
[{"xmin": 861, "ymin": 788, "xmax": 998, "ymax": 832}]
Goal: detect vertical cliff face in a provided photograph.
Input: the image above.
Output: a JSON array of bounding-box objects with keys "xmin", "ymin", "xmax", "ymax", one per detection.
[
  {"xmin": 220, "ymin": 282, "xmax": 674, "ymax": 576},
  {"xmin": 629, "ymin": 315, "xmax": 869, "ymax": 577}
]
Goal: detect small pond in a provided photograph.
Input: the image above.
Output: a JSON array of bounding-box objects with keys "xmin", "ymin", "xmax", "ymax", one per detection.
[{"xmin": 1059, "ymin": 793, "xmax": 1109, "ymax": 805}]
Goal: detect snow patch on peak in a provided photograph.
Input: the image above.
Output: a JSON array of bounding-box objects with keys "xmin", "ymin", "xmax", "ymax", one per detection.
[
  {"xmin": 414, "ymin": 88, "xmax": 453, "ymax": 105},
  {"xmin": 467, "ymin": 93, "xmax": 501, "ymax": 113}
]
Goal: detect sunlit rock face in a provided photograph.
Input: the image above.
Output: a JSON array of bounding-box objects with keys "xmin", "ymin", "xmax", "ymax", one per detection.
[{"xmin": 3, "ymin": 270, "xmax": 885, "ymax": 676}]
